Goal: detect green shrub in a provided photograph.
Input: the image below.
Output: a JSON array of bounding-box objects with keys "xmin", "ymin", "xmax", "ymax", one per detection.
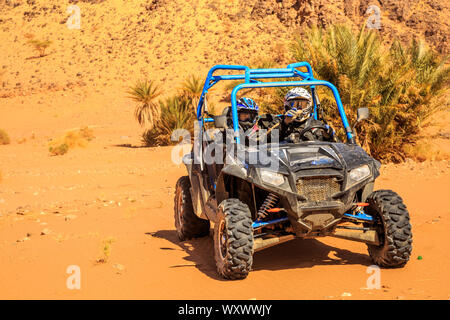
[
  {"xmin": 179, "ymin": 74, "xmax": 217, "ymax": 115},
  {"xmin": 142, "ymin": 96, "xmax": 195, "ymax": 146},
  {"xmin": 0, "ymin": 129, "xmax": 10, "ymax": 145},
  {"xmin": 290, "ymin": 25, "xmax": 450, "ymax": 162},
  {"xmin": 181, "ymin": 75, "xmax": 204, "ymax": 109}
]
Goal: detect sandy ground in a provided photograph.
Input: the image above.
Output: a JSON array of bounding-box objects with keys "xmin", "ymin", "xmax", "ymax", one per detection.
[{"xmin": 0, "ymin": 86, "xmax": 449, "ymax": 300}]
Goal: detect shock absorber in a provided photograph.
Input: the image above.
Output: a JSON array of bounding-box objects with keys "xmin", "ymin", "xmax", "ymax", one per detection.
[{"xmin": 257, "ymin": 193, "xmax": 279, "ymax": 219}]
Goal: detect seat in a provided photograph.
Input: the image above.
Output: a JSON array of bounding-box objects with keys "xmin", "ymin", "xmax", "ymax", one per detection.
[{"xmin": 212, "ymin": 107, "xmax": 231, "ymax": 129}]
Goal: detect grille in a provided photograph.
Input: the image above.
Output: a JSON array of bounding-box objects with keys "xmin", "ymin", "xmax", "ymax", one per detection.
[{"xmin": 296, "ymin": 177, "xmax": 341, "ymax": 202}]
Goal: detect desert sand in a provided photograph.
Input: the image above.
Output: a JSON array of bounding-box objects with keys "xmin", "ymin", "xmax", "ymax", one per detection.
[
  {"xmin": 0, "ymin": 85, "xmax": 449, "ymax": 299},
  {"xmin": 0, "ymin": 0, "xmax": 449, "ymax": 300}
]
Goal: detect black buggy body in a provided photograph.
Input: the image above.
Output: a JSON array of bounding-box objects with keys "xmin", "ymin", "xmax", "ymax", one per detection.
[{"xmin": 174, "ymin": 62, "xmax": 413, "ymax": 279}]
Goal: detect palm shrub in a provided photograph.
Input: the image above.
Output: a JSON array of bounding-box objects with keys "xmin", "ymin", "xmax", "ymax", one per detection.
[
  {"xmin": 142, "ymin": 96, "xmax": 195, "ymax": 146},
  {"xmin": 180, "ymin": 74, "xmax": 219, "ymax": 115},
  {"xmin": 290, "ymin": 25, "xmax": 449, "ymax": 162},
  {"xmin": 181, "ymin": 75, "xmax": 204, "ymax": 109},
  {"xmin": 128, "ymin": 80, "xmax": 162, "ymax": 129}
]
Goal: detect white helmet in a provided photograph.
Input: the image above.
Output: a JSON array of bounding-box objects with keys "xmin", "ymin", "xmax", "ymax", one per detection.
[{"xmin": 284, "ymin": 87, "xmax": 313, "ymax": 121}]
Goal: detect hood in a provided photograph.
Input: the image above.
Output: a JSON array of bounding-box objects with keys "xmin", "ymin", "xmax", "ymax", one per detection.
[{"xmin": 246, "ymin": 142, "xmax": 380, "ymax": 174}]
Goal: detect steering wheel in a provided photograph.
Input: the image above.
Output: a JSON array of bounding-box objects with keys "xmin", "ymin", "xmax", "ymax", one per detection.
[{"xmin": 298, "ymin": 124, "xmax": 330, "ymax": 141}]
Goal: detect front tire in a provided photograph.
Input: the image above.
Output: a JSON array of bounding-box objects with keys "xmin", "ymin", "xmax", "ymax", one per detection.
[
  {"xmin": 366, "ymin": 190, "xmax": 413, "ymax": 268},
  {"xmin": 174, "ymin": 176, "xmax": 210, "ymax": 241},
  {"xmin": 214, "ymin": 198, "xmax": 254, "ymax": 280}
]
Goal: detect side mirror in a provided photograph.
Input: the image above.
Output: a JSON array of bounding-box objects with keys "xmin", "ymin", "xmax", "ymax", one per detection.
[
  {"xmin": 213, "ymin": 115, "xmax": 228, "ymax": 129},
  {"xmin": 353, "ymin": 107, "xmax": 369, "ymax": 134},
  {"xmin": 356, "ymin": 107, "xmax": 370, "ymax": 123}
]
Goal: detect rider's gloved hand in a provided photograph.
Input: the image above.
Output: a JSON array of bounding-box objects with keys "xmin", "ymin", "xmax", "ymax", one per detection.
[
  {"xmin": 313, "ymin": 124, "xmax": 336, "ymax": 142},
  {"xmin": 284, "ymin": 108, "xmax": 298, "ymax": 118}
]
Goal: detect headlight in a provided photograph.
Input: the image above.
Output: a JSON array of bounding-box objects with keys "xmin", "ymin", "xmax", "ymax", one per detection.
[
  {"xmin": 260, "ymin": 170, "xmax": 285, "ymax": 186},
  {"xmin": 349, "ymin": 165, "xmax": 371, "ymax": 183}
]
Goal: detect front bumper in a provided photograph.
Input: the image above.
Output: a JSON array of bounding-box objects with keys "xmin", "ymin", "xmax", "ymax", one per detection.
[{"xmin": 252, "ymin": 170, "xmax": 372, "ymax": 237}]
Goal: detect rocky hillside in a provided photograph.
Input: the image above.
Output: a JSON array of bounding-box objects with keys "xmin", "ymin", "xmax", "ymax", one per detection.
[
  {"xmin": 251, "ymin": 0, "xmax": 448, "ymax": 53},
  {"xmin": 0, "ymin": 0, "xmax": 448, "ymax": 96}
]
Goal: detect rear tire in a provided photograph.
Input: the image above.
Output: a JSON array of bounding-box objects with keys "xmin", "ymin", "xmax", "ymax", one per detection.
[
  {"xmin": 366, "ymin": 190, "xmax": 413, "ymax": 268},
  {"xmin": 214, "ymin": 198, "xmax": 254, "ymax": 280},
  {"xmin": 174, "ymin": 176, "xmax": 210, "ymax": 241}
]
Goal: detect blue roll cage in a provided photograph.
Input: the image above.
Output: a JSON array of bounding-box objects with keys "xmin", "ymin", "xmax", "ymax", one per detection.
[{"xmin": 196, "ymin": 62, "xmax": 355, "ymax": 144}]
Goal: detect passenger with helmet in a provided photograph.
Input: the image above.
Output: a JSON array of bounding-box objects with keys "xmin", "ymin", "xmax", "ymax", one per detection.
[
  {"xmin": 236, "ymin": 97, "xmax": 259, "ymax": 132},
  {"xmin": 224, "ymin": 97, "xmax": 259, "ymax": 132}
]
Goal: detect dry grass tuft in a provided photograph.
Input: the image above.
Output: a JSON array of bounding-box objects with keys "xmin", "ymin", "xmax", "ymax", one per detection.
[
  {"xmin": 49, "ymin": 127, "xmax": 95, "ymax": 156},
  {"xmin": 403, "ymin": 140, "xmax": 448, "ymax": 162},
  {"xmin": 27, "ymin": 39, "xmax": 52, "ymax": 57},
  {"xmin": 0, "ymin": 129, "xmax": 11, "ymax": 145},
  {"xmin": 95, "ymin": 237, "xmax": 116, "ymax": 264}
]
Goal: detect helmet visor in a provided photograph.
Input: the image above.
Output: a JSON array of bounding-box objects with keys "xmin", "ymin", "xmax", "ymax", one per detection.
[
  {"xmin": 288, "ymin": 98, "xmax": 310, "ymax": 110},
  {"xmin": 238, "ymin": 110, "xmax": 256, "ymax": 122}
]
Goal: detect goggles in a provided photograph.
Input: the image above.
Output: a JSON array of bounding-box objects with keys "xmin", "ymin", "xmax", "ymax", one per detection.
[{"xmin": 287, "ymin": 99, "xmax": 310, "ymax": 110}]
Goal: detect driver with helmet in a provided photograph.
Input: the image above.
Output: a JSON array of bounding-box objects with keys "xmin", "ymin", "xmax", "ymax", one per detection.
[{"xmin": 257, "ymin": 87, "xmax": 335, "ymax": 143}]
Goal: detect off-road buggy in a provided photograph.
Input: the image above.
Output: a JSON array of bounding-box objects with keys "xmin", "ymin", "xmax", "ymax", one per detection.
[{"xmin": 174, "ymin": 62, "xmax": 413, "ymax": 279}]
